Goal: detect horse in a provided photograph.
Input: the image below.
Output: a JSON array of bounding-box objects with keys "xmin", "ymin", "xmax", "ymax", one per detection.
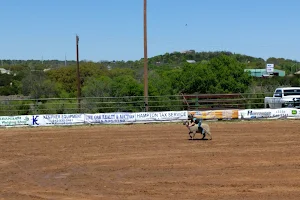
[{"xmin": 183, "ymin": 120, "xmax": 212, "ymax": 140}]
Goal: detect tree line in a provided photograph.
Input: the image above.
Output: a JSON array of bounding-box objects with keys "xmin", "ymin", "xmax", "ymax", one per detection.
[{"xmin": 1, "ymin": 51, "xmax": 300, "ymax": 99}]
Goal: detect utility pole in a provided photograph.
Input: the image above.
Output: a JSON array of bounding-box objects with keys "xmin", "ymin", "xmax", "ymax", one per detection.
[
  {"xmin": 65, "ymin": 53, "xmax": 67, "ymax": 66},
  {"xmin": 76, "ymin": 35, "xmax": 81, "ymax": 112},
  {"xmin": 143, "ymin": 0, "xmax": 149, "ymax": 111}
]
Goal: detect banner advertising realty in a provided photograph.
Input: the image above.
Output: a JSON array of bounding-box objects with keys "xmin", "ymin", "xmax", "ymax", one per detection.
[{"xmin": 85, "ymin": 112, "xmax": 136, "ymax": 124}]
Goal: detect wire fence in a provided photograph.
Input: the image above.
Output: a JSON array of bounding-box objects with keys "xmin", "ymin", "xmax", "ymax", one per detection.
[{"xmin": 0, "ymin": 92, "xmax": 284, "ymax": 116}]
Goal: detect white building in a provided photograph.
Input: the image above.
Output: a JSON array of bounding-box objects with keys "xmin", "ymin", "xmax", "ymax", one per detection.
[{"xmin": 0, "ymin": 68, "xmax": 11, "ymax": 75}]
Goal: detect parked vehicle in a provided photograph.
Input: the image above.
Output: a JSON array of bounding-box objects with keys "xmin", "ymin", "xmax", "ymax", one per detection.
[{"xmin": 264, "ymin": 87, "xmax": 300, "ymax": 109}]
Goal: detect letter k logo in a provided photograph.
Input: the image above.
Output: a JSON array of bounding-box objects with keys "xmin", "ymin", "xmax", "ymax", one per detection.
[{"xmin": 32, "ymin": 116, "xmax": 39, "ymax": 125}]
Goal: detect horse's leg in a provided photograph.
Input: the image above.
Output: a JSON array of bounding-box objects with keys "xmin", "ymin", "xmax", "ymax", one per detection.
[
  {"xmin": 189, "ymin": 131, "xmax": 192, "ymax": 139},
  {"xmin": 201, "ymin": 131, "xmax": 206, "ymax": 140},
  {"xmin": 192, "ymin": 131, "xmax": 196, "ymax": 140},
  {"xmin": 199, "ymin": 127, "xmax": 205, "ymax": 140},
  {"xmin": 202, "ymin": 128, "xmax": 212, "ymax": 140},
  {"xmin": 206, "ymin": 130, "xmax": 212, "ymax": 140}
]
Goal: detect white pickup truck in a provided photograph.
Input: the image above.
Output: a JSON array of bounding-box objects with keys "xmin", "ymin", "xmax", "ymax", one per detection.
[{"xmin": 264, "ymin": 87, "xmax": 300, "ymax": 109}]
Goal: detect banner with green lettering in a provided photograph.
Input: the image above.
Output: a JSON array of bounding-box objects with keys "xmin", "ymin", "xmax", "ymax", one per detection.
[{"xmin": 0, "ymin": 115, "xmax": 31, "ymax": 127}]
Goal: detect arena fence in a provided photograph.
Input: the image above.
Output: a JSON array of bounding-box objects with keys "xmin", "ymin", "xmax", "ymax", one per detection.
[{"xmin": 0, "ymin": 92, "xmax": 277, "ymax": 116}]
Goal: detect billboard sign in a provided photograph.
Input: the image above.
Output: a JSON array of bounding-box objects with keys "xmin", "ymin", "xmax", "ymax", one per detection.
[{"xmin": 266, "ymin": 64, "xmax": 274, "ymax": 73}]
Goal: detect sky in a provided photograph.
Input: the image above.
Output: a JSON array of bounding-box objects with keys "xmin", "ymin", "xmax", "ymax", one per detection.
[{"xmin": 1, "ymin": 0, "xmax": 300, "ymax": 62}]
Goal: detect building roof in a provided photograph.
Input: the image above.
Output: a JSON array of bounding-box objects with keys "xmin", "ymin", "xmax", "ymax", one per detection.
[
  {"xmin": 294, "ymin": 70, "xmax": 300, "ymax": 75},
  {"xmin": 275, "ymin": 87, "xmax": 300, "ymax": 90},
  {"xmin": 244, "ymin": 68, "xmax": 286, "ymax": 77},
  {"xmin": 186, "ymin": 60, "xmax": 196, "ymax": 63},
  {"xmin": 244, "ymin": 68, "xmax": 285, "ymax": 72}
]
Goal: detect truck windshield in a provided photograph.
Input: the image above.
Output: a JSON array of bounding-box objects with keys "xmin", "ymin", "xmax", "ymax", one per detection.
[
  {"xmin": 283, "ymin": 89, "xmax": 300, "ymax": 96},
  {"xmin": 274, "ymin": 90, "xmax": 282, "ymax": 97}
]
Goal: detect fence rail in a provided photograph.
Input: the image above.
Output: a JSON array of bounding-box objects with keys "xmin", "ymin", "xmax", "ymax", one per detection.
[{"xmin": 0, "ymin": 92, "xmax": 286, "ymax": 116}]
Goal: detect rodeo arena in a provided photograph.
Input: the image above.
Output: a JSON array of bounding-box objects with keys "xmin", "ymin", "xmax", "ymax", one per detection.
[{"xmin": 1, "ymin": 91, "xmax": 300, "ymax": 199}]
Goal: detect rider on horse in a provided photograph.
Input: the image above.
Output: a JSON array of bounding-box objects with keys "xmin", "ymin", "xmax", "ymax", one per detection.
[{"xmin": 188, "ymin": 113, "xmax": 204, "ymax": 135}]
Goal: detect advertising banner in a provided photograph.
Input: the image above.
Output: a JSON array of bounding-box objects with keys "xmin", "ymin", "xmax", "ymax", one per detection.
[
  {"xmin": 0, "ymin": 115, "xmax": 31, "ymax": 127},
  {"xmin": 31, "ymin": 114, "xmax": 85, "ymax": 126},
  {"xmin": 239, "ymin": 109, "xmax": 273, "ymax": 119},
  {"xmin": 85, "ymin": 112, "xmax": 136, "ymax": 124},
  {"xmin": 238, "ymin": 108, "xmax": 300, "ymax": 120},
  {"xmin": 135, "ymin": 111, "xmax": 188, "ymax": 123},
  {"xmin": 283, "ymin": 108, "xmax": 300, "ymax": 119}
]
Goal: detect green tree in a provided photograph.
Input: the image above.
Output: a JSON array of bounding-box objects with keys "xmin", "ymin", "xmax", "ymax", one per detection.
[
  {"xmin": 111, "ymin": 75, "xmax": 143, "ymax": 97},
  {"xmin": 82, "ymin": 76, "xmax": 113, "ymax": 97},
  {"xmin": 207, "ymin": 55, "xmax": 252, "ymax": 93}
]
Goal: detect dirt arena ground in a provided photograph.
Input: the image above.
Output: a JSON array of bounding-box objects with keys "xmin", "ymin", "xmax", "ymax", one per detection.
[{"xmin": 1, "ymin": 120, "xmax": 300, "ymax": 200}]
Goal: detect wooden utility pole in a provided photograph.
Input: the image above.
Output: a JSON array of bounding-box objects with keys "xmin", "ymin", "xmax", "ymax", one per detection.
[
  {"xmin": 76, "ymin": 35, "xmax": 81, "ymax": 112},
  {"xmin": 143, "ymin": 0, "xmax": 149, "ymax": 111}
]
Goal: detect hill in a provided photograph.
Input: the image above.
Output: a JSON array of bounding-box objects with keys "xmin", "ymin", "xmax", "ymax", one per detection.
[{"xmin": 0, "ymin": 51, "xmax": 299, "ymax": 99}]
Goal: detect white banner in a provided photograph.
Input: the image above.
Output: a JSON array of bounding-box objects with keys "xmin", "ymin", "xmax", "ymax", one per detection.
[
  {"xmin": 135, "ymin": 111, "xmax": 188, "ymax": 122},
  {"xmin": 31, "ymin": 114, "xmax": 85, "ymax": 126},
  {"xmin": 85, "ymin": 112, "xmax": 136, "ymax": 124},
  {"xmin": 239, "ymin": 108, "xmax": 300, "ymax": 119},
  {"xmin": 284, "ymin": 108, "xmax": 300, "ymax": 118},
  {"xmin": 0, "ymin": 115, "xmax": 31, "ymax": 127},
  {"xmin": 239, "ymin": 109, "xmax": 273, "ymax": 119}
]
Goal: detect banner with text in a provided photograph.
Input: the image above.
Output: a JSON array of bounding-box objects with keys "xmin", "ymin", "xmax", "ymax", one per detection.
[
  {"xmin": 0, "ymin": 115, "xmax": 32, "ymax": 127},
  {"xmin": 287, "ymin": 108, "xmax": 300, "ymax": 119},
  {"xmin": 238, "ymin": 108, "xmax": 300, "ymax": 119},
  {"xmin": 135, "ymin": 111, "xmax": 188, "ymax": 123},
  {"xmin": 31, "ymin": 114, "xmax": 85, "ymax": 126},
  {"xmin": 85, "ymin": 112, "xmax": 136, "ymax": 124},
  {"xmin": 239, "ymin": 109, "xmax": 273, "ymax": 119}
]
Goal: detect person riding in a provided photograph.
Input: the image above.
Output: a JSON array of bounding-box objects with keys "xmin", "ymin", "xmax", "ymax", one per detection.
[{"xmin": 188, "ymin": 113, "xmax": 204, "ymax": 136}]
